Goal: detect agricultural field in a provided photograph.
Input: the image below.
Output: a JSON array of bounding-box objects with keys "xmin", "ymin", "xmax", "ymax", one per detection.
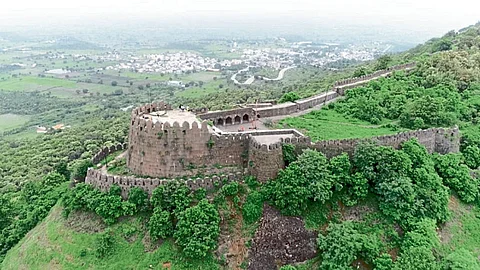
[{"xmin": 0, "ymin": 114, "xmax": 30, "ymax": 132}]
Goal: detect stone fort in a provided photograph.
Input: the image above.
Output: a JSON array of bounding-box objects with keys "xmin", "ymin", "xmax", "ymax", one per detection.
[{"xmin": 85, "ymin": 62, "xmax": 460, "ymax": 198}]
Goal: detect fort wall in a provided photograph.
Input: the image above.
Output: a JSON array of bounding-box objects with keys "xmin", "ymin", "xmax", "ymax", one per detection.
[
  {"xmin": 249, "ymin": 127, "xmax": 459, "ymax": 182},
  {"xmin": 91, "ymin": 143, "xmax": 127, "ymax": 165},
  {"xmin": 127, "ymin": 112, "xmax": 249, "ymax": 178},
  {"xmin": 195, "ymin": 63, "xmax": 415, "ymax": 121},
  {"xmin": 85, "ymin": 168, "xmax": 244, "ymax": 199}
]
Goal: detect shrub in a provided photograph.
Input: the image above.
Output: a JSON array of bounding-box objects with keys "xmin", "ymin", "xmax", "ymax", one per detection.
[
  {"xmin": 279, "ymin": 92, "xmax": 300, "ymax": 103},
  {"xmin": 149, "ymin": 208, "xmax": 173, "ymax": 240},
  {"xmin": 434, "ymin": 153, "xmax": 478, "ymax": 203},
  {"xmin": 174, "ymin": 199, "xmax": 220, "ymax": 258},
  {"xmin": 242, "ymin": 191, "xmax": 264, "ymax": 225},
  {"xmin": 221, "ymin": 182, "xmax": 240, "ymax": 197},
  {"xmin": 128, "ymin": 187, "xmax": 148, "ymax": 211},
  {"xmin": 462, "ymin": 145, "xmax": 480, "ymax": 169},
  {"xmin": 95, "ymin": 229, "xmax": 115, "ymax": 258},
  {"xmin": 443, "ymin": 248, "xmax": 480, "ymax": 269},
  {"xmin": 150, "ymin": 181, "xmax": 192, "ymax": 216},
  {"xmin": 71, "ymin": 159, "xmax": 93, "ymax": 181}
]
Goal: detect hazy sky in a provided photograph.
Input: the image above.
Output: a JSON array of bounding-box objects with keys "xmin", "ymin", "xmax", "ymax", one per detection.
[{"xmin": 0, "ymin": 0, "xmax": 478, "ymax": 41}]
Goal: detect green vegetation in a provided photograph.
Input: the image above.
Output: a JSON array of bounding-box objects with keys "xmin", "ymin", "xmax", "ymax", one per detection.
[
  {"xmin": 264, "ymin": 139, "xmax": 480, "ymax": 269},
  {"xmin": 3, "ymin": 22, "xmax": 480, "ymax": 269},
  {"xmin": 0, "ymin": 114, "xmax": 30, "ymax": 132},
  {"xmin": 280, "ymin": 109, "xmax": 404, "ymax": 140}
]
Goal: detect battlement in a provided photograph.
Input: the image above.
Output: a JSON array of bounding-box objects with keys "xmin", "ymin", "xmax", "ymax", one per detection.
[
  {"xmin": 333, "ymin": 62, "xmax": 416, "ymax": 87},
  {"xmin": 92, "ymin": 143, "xmax": 127, "ymax": 165},
  {"xmin": 85, "ymin": 168, "xmax": 244, "ymax": 199}
]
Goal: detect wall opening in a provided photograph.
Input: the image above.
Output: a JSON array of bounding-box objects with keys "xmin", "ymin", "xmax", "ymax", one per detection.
[
  {"xmin": 234, "ymin": 115, "xmax": 241, "ymax": 124},
  {"xmin": 217, "ymin": 118, "xmax": 224, "ymax": 126},
  {"xmin": 226, "ymin": 117, "xmax": 233, "ymax": 125},
  {"xmin": 243, "ymin": 114, "xmax": 249, "ymax": 122}
]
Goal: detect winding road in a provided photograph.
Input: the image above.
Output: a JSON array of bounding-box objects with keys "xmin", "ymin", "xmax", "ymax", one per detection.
[{"xmin": 231, "ymin": 66, "xmax": 295, "ymax": 85}]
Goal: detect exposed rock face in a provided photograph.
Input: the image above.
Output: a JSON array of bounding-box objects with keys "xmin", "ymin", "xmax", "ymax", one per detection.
[{"xmin": 248, "ymin": 204, "xmax": 318, "ymax": 270}]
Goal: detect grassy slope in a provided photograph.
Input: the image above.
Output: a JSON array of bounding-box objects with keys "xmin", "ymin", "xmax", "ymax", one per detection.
[
  {"xmin": 279, "ymin": 109, "xmax": 405, "ymax": 141},
  {"xmin": 2, "ymin": 205, "xmax": 219, "ymax": 270},
  {"xmin": 0, "ymin": 114, "xmax": 30, "ymax": 132}
]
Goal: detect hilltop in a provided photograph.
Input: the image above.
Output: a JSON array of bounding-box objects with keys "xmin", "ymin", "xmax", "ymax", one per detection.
[{"xmin": 2, "ymin": 22, "xmax": 480, "ymax": 270}]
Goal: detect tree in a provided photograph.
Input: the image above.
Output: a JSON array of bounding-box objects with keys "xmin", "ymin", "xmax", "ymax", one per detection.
[
  {"xmin": 111, "ymin": 81, "xmax": 118, "ymax": 86},
  {"xmin": 149, "ymin": 208, "xmax": 173, "ymax": 240},
  {"xmin": 375, "ymin": 55, "xmax": 392, "ymax": 70},
  {"xmin": 174, "ymin": 199, "xmax": 220, "ymax": 258},
  {"xmin": 279, "ymin": 92, "xmax": 300, "ymax": 103},
  {"xmin": 128, "ymin": 187, "xmax": 148, "ymax": 211},
  {"xmin": 150, "ymin": 181, "xmax": 192, "ymax": 216},
  {"xmin": 71, "ymin": 159, "xmax": 93, "ymax": 181}
]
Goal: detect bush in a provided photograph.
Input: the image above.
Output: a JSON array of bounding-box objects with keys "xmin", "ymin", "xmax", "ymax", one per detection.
[
  {"xmin": 317, "ymin": 221, "xmax": 381, "ymax": 269},
  {"xmin": 242, "ymin": 191, "xmax": 264, "ymax": 225},
  {"xmin": 128, "ymin": 187, "xmax": 148, "ymax": 211},
  {"xmin": 264, "ymin": 149, "xmax": 333, "ymax": 215},
  {"xmin": 462, "ymin": 145, "xmax": 480, "ymax": 169},
  {"xmin": 149, "ymin": 208, "xmax": 173, "ymax": 240},
  {"xmin": 221, "ymin": 182, "xmax": 240, "ymax": 197},
  {"xmin": 95, "ymin": 229, "xmax": 115, "ymax": 258},
  {"xmin": 174, "ymin": 199, "xmax": 220, "ymax": 258},
  {"xmin": 443, "ymin": 248, "xmax": 480, "ymax": 269},
  {"xmin": 71, "ymin": 159, "xmax": 93, "ymax": 181},
  {"xmin": 62, "ymin": 184, "xmax": 136, "ymax": 224},
  {"xmin": 279, "ymin": 92, "xmax": 300, "ymax": 103},
  {"xmin": 282, "ymin": 143, "xmax": 297, "ymax": 165},
  {"xmin": 150, "ymin": 181, "xmax": 192, "ymax": 216},
  {"xmin": 434, "ymin": 153, "xmax": 478, "ymax": 203}
]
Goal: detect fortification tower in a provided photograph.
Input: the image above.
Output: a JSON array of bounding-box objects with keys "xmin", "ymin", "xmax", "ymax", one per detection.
[{"xmin": 127, "ymin": 101, "xmax": 249, "ymax": 178}]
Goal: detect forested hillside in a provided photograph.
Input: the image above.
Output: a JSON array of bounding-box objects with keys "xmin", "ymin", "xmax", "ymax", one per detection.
[{"xmin": 2, "ymin": 22, "xmax": 480, "ymax": 269}]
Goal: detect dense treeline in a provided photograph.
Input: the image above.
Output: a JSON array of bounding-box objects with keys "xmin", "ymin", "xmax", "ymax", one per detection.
[
  {"xmin": 264, "ymin": 140, "xmax": 480, "ymax": 269},
  {"xmin": 61, "ymin": 179, "xmax": 258, "ymax": 260},
  {"xmin": 0, "ymin": 110, "xmax": 129, "ymax": 260}
]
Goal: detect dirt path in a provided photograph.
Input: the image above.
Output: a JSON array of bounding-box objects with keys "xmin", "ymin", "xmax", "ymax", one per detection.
[{"xmin": 100, "ymin": 151, "xmax": 127, "ymax": 173}]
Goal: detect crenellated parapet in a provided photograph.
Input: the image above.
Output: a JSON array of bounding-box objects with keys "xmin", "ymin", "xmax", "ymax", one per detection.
[
  {"xmin": 283, "ymin": 127, "xmax": 459, "ymax": 158},
  {"xmin": 333, "ymin": 62, "xmax": 416, "ymax": 87},
  {"xmin": 85, "ymin": 168, "xmax": 244, "ymax": 199},
  {"xmin": 92, "ymin": 143, "xmax": 127, "ymax": 165}
]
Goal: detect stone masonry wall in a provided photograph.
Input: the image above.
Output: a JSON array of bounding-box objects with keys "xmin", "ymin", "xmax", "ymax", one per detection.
[
  {"xmin": 248, "ymin": 139, "xmax": 285, "ymax": 183},
  {"xmin": 285, "ymin": 127, "xmax": 460, "ymax": 158},
  {"xmin": 195, "ymin": 63, "xmax": 415, "ymax": 121},
  {"xmin": 249, "ymin": 127, "xmax": 459, "ymax": 182},
  {"xmin": 91, "ymin": 143, "xmax": 127, "ymax": 165},
  {"xmin": 127, "ymin": 117, "xmax": 249, "ymax": 178},
  {"xmin": 85, "ymin": 168, "xmax": 244, "ymax": 199}
]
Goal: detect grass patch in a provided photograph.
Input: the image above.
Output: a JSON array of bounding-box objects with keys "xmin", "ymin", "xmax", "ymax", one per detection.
[
  {"xmin": 279, "ymin": 109, "xmax": 406, "ymax": 141},
  {"xmin": 0, "ymin": 114, "xmax": 30, "ymax": 132},
  {"xmin": 437, "ymin": 196, "xmax": 480, "ymax": 259},
  {"xmin": 1, "ymin": 205, "xmax": 220, "ymax": 270},
  {"xmin": 175, "ymin": 80, "xmax": 226, "ymax": 98},
  {"xmin": 0, "ymin": 76, "xmax": 76, "ymax": 92}
]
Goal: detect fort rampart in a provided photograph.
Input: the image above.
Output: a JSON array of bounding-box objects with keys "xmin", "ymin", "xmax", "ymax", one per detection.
[
  {"xmin": 248, "ymin": 127, "xmax": 459, "ymax": 182},
  {"xmin": 197, "ymin": 62, "xmax": 415, "ymax": 123},
  {"xmin": 91, "ymin": 143, "xmax": 127, "ymax": 165},
  {"xmin": 85, "ymin": 168, "xmax": 244, "ymax": 199}
]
